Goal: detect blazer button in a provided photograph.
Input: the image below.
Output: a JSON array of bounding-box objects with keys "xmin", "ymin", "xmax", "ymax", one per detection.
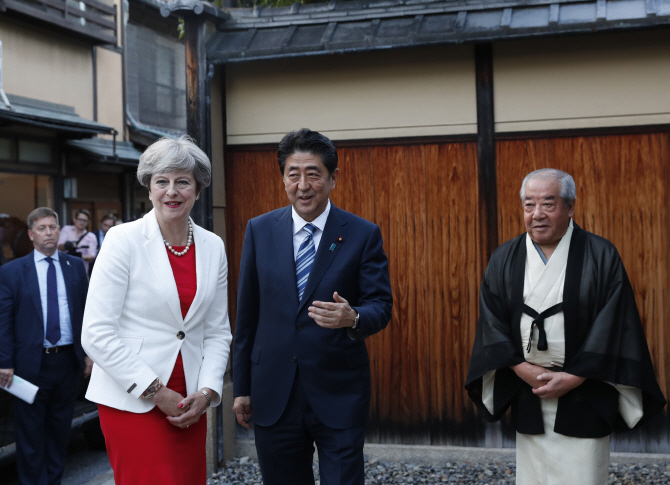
[
  {"xmin": 297, "ymin": 325, "xmax": 304, "ymax": 330},
  {"xmin": 291, "ymin": 356, "xmax": 297, "ymax": 363},
  {"xmin": 177, "ymin": 331, "xmax": 185, "ymax": 340}
]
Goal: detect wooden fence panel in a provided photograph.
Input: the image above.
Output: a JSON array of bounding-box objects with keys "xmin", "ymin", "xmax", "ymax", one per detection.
[
  {"xmin": 225, "ymin": 132, "xmax": 669, "ymax": 451},
  {"xmin": 225, "ymin": 141, "xmax": 482, "ymax": 445}
]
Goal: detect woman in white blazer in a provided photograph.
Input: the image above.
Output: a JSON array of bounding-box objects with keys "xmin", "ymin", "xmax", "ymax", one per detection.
[{"xmin": 82, "ymin": 136, "xmax": 232, "ymax": 484}]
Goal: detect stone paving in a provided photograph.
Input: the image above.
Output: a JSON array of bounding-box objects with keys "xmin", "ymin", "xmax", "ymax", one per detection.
[{"xmin": 207, "ymin": 457, "xmax": 670, "ymax": 484}]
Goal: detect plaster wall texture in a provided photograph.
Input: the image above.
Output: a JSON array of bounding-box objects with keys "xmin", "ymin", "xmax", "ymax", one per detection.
[
  {"xmin": 222, "ymin": 30, "xmax": 670, "ymax": 145},
  {"xmin": 493, "ymin": 31, "xmax": 670, "ymax": 132},
  {"xmin": 0, "ymin": 17, "xmax": 94, "ymax": 120},
  {"xmin": 95, "ymin": 47, "xmax": 124, "ymax": 136},
  {"xmin": 225, "ymin": 45, "xmax": 477, "ymax": 145}
]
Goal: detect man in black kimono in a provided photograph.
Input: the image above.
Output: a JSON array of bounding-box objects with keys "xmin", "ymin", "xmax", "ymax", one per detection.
[{"xmin": 466, "ymin": 168, "xmax": 665, "ymax": 485}]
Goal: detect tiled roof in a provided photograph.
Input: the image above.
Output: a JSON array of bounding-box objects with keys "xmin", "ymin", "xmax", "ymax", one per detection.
[
  {"xmin": 207, "ymin": 0, "xmax": 670, "ymax": 62},
  {"xmin": 0, "ymin": 94, "xmax": 115, "ymax": 137}
]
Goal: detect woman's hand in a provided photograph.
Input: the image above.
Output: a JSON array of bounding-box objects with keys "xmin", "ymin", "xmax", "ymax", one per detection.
[
  {"xmin": 166, "ymin": 388, "xmax": 218, "ymax": 429},
  {"xmin": 151, "ymin": 386, "xmax": 186, "ymax": 418}
]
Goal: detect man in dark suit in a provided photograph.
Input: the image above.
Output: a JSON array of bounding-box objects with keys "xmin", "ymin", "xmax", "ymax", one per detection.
[
  {"xmin": 0, "ymin": 207, "xmax": 91, "ymax": 485},
  {"xmin": 89, "ymin": 213, "xmax": 115, "ymax": 276},
  {"xmin": 93, "ymin": 213, "xmax": 115, "ymax": 250},
  {"xmin": 232, "ymin": 129, "xmax": 393, "ymax": 485}
]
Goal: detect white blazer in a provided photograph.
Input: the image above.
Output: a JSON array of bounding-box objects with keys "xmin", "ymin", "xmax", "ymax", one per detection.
[{"xmin": 82, "ymin": 209, "xmax": 232, "ymax": 413}]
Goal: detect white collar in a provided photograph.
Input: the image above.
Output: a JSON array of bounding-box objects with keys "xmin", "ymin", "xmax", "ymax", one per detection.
[
  {"xmin": 291, "ymin": 200, "xmax": 331, "ymax": 235},
  {"xmin": 34, "ymin": 249, "xmax": 60, "ymax": 263}
]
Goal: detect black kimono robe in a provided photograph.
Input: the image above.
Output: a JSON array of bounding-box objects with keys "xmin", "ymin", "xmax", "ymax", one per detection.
[{"xmin": 465, "ymin": 223, "xmax": 665, "ymax": 438}]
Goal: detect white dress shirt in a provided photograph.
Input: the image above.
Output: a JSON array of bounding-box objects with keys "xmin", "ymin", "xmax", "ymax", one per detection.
[
  {"xmin": 34, "ymin": 250, "xmax": 73, "ymax": 347},
  {"xmin": 291, "ymin": 200, "xmax": 331, "ymax": 260}
]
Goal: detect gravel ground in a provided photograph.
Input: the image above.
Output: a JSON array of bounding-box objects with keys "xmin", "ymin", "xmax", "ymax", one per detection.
[{"xmin": 207, "ymin": 458, "xmax": 670, "ymax": 484}]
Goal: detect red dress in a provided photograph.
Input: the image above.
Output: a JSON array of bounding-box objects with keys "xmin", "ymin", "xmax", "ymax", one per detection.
[{"xmin": 98, "ymin": 244, "xmax": 206, "ymax": 484}]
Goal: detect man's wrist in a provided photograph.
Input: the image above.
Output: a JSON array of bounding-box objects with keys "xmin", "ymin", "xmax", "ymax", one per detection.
[{"xmin": 351, "ymin": 311, "xmax": 360, "ymax": 330}]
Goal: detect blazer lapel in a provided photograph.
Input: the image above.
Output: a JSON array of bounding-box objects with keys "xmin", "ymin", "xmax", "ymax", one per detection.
[
  {"xmin": 24, "ymin": 252, "xmax": 43, "ymax": 321},
  {"xmin": 184, "ymin": 220, "xmax": 210, "ymax": 324},
  {"xmin": 298, "ymin": 206, "xmax": 349, "ymax": 313},
  {"xmin": 142, "ymin": 210, "xmax": 184, "ymax": 328},
  {"xmin": 273, "ymin": 206, "xmax": 299, "ymax": 312}
]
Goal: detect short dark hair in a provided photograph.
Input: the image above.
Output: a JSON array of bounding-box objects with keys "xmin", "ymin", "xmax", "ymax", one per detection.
[
  {"xmin": 100, "ymin": 213, "xmax": 116, "ymax": 224},
  {"xmin": 75, "ymin": 209, "xmax": 90, "ymax": 221},
  {"xmin": 277, "ymin": 129, "xmax": 338, "ymax": 176},
  {"xmin": 27, "ymin": 207, "xmax": 59, "ymax": 230}
]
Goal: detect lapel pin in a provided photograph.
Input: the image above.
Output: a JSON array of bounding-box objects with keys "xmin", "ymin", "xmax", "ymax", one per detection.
[
  {"xmin": 329, "ymin": 243, "xmax": 336, "ymax": 252},
  {"xmin": 337, "ymin": 236, "xmax": 343, "ymax": 242},
  {"xmin": 66, "ymin": 260, "xmax": 71, "ymax": 266}
]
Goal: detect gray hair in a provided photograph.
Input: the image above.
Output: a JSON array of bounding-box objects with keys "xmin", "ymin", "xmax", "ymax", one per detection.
[
  {"xmin": 136, "ymin": 136, "xmax": 211, "ymax": 191},
  {"xmin": 520, "ymin": 168, "xmax": 576, "ymax": 207},
  {"xmin": 27, "ymin": 207, "xmax": 59, "ymax": 230}
]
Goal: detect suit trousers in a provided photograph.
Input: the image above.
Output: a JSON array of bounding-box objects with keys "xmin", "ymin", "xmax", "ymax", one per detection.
[
  {"xmin": 13, "ymin": 348, "xmax": 79, "ymax": 485},
  {"xmin": 254, "ymin": 369, "xmax": 366, "ymax": 485}
]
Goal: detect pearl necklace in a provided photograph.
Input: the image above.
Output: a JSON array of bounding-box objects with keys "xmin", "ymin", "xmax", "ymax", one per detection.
[{"xmin": 164, "ymin": 220, "xmax": 193, "ymax": 257}]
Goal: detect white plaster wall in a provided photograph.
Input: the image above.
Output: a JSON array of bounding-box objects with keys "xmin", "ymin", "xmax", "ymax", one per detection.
[
  {"xmin": 225, "ymin": 45, "xmax": 477, "ymax": 145},
  {"xmin": 0, "ymin": 17, "xmax": 94, "ymax": 121},
  {"xmin": 493, "ymin": 31, "xmax": 670, "ymax": 132},
  {"xmin": 96, "ymin": 47, "xmax": 124, "ymax": 136}
]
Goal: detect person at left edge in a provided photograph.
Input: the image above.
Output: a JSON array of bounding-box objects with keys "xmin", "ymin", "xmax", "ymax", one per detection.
[
  {"xmin": 0, "ymin": 207, "xmax": 92, "ymax": 485},
  {"xmin": 82, "ymin": 136, "xmax": 232, "ymax": 485}
]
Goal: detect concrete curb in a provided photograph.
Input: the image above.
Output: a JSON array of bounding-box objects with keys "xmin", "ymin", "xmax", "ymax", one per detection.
[{"xmin": 234, "ymin": 439, "xmax": 670, "ymax": 465}]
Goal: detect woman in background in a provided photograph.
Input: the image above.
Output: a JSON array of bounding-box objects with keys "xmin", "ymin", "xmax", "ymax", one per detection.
[
  {"xmin": 82, "ymin": 136, "xmax": 232, "ymax": 484},
  {"xmin": 58, "ymin": 209, "xmax": 98, "ymax": 273}
]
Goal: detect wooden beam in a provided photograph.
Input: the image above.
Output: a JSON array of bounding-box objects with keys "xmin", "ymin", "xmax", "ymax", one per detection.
[
  {"xmin": 3, "ymin": 0, "xmax": 117, "ymax": 44},
  {"xmin": 475, "ymin": 42, "xmax": 498, "ymax": 262},
  {"xmin": 185, "ymin": 16, "xmax": 212, "ymax": 230}
]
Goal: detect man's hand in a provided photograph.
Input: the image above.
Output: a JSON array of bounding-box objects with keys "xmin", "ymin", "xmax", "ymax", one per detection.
[
  {"xmin": 533, "ymin": 372, "xmax": 585, "ymax": 399},
  {"xmin": 309, "ymin": 292, "xmax": 357, "ymax": 329},
  {"xmin": 0, "ymin": 368, "xmax": 13, "ymax": 388},
  {"xmin": 233, "ymin": 396, "xmax": 252, "ymax": 430},
  {"xmin": 151, "ymin": 386, "xmax": 186, "ymax": 418},
  {"xmin": 83, "ymin": 356, "xmax": 94, "ymax": 378},
  {"xmin": 512, "ymin": 362, "xmax": 550, "ymax": 389}
]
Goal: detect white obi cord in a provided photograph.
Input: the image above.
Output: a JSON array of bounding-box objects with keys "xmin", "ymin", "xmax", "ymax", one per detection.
[{"xmin": 482, "ymin": 221, "xmax": 642, "ymax": 428}]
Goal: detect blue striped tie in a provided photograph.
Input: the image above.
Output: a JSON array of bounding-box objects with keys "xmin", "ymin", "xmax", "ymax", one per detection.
[
  {"xmin": 45, "ymin": 257, "xmax": 61, "ymax": 345},
  {"xmin": 296, "ymin": 223, "xmax": 316, "ymax": 301}
]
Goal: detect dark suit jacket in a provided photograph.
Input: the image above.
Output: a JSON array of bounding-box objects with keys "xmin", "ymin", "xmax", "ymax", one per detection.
[
  {"xmin": 93, "ymin": 229, "xmax": 104, "ymax": 249},
  {"xmin": 233, "ymin": 204, "xmax": 393, "ymax": 429},
  {"xmin": 0, "ymin": 251, "xmax": 88, "ymax": 382}
]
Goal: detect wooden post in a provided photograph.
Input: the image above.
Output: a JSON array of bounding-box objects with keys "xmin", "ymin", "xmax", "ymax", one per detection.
[
  {"xmin": 475, "ymin": 42, "xmax": 498, "ymax": 262},
  {"xmin": 185, "ymin": 15, "xmax": 212, "ymax": 230}
]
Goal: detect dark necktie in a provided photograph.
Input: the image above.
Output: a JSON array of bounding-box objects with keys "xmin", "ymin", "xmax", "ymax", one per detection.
[
  {"xmin": 296, "ymin": 224, "xmax": 316, "ymax": 301},
  {"xmin": 45, "ymin": 257, "xmax": 61, "ymax": 345}
]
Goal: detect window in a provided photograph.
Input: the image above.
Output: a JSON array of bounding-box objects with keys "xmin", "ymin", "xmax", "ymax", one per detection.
[
  {"xmin": 126, "ymin": 23, "xmax": 187, "ymax": 133},
  {"xmin": 0, "ymin": 137, "xmax": 55, "ymax": 166},
  {"xmin": 18, "ymin": 140, "xmax": 52, "ymax": 164}
]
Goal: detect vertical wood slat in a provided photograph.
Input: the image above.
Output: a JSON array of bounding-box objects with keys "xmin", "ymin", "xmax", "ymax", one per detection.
[{"xmin": 225, "ymin": 141, "xmax": 482, "ymax": 445}]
